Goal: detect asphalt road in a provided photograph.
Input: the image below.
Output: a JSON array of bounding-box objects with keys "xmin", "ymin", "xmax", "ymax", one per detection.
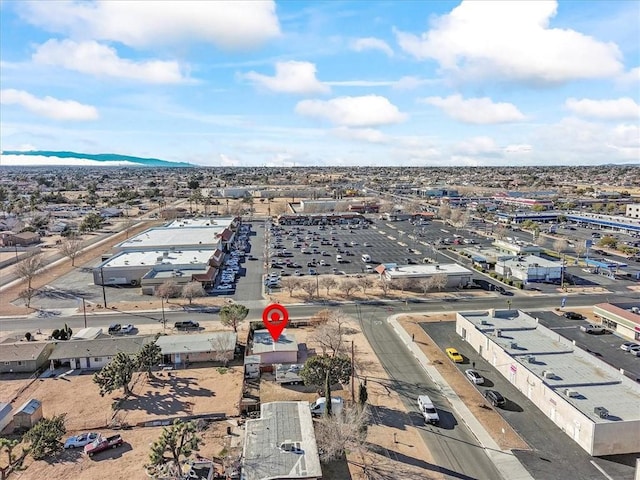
[
  {"xmin": 353, "ymin": 303, "xmax": 503, "ymax": 480},
  {"xmin": 422, "ymin": 322, "xmax": 638, "ymax": 480}
]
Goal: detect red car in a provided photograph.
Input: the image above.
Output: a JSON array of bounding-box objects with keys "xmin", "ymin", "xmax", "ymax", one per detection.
[{"xmin": 84, "ymin": 434, "xmax": 123, "ymax": 457}]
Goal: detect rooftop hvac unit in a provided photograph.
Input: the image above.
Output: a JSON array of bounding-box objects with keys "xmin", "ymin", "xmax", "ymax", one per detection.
[
  {"xmin": 527, "ymin": 355, "xmax": 536, "ymax": 363},
  {"xmin": 163, "ymin": 251, "xmax": 169, "ymax": 257},
  {"xmin": 510, "ymin": 342, "xmax": 518, "ymax": 349},
  {"xmin": 543, "ymin": 370, "xmax": 555, "ymax": 379},
  {"xmin": 480, "ymin": 320, "xmax": 488, "ymax": 325},
  {"xmin": 594, "ymin": 406, "xmax": 609, "ymax": 419},
  {"xmin": 564, "ymin": 389, "xmax": 579, "ymax": 398},
  {"xmin": 495, "ymin": 329, "xmax": 502, "ymax": 337},
  {"xmin": 156, "ymin": 256, "xmax": 163, "ymax": 262}
]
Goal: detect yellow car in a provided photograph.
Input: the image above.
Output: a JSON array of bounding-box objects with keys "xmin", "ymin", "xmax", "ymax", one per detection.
[{"xmin": 446, "ymin": 348, "xmax": 464, "ymax": 363}]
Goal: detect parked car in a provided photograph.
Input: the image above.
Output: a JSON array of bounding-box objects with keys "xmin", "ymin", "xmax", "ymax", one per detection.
[
  {"xmin": 580, "ymin": 324, "xmax": 605, "ymax": 334},
  {"xmin": 484, "ymin": 390, "xmax": 506, "ymax": 408},
  {"xmin": 64, "ymin": 432, "xmax": 99, "ymax": 449},
  {"xmin": 563, "ymin": 311, "xmax": 585, "ymax": 320},
  {"xmin": 620, "ymin": 342, "xmax": 640, "ymax": 352},
  {"xmin": 84, "ymin": 434, "xmax": 123, "ymax": 457},
  {"xmin": 108, "ymin": 324, "xmax": 121, "ymax": 334},
  {"xmin": 174, "ymin": 320, "xmax": 199, "ymax": 330},
  {"xmin": 465, "ymin": 369, "xmax": 484, "ymax": 385},
  {"xmin": 446, "ymin": 348, "xmax": 463, "ymax": 363},
  {"xmin": 120, "ymin": 324, "xmax": 134, "ymax": 334}
]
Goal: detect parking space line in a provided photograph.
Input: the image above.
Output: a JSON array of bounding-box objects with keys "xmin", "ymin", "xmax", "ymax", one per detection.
[{"xmin": 589, "ymin": 460, "xmax": 615, "ymax": 480}]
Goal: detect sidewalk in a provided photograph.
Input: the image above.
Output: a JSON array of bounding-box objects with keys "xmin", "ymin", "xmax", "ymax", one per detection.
[{"xmin": 387, "ymin": 314, "xmax": 535, "ymax": 480}]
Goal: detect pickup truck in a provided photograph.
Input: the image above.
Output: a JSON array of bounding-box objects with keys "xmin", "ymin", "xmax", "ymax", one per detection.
[
  {"xmin": 580, "ymin": 324, "xmax": 606, "ymax": 335},
  {"xmin": 84, "ymin": 434, "xmax": 123, "ymax": 457}
]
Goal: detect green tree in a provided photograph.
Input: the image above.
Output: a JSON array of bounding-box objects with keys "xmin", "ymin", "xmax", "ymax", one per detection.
[
  {"xmin": 358, "ymin": 382, "xmax": 368, "ymax": 407},
  {"xmin": 24, "ymin": 414, "xmax": 66, "ymax": 460},
  {"xmin": 147, "ymin": 420, "xmax": 201, "ymax": 478},
  {"xmin": 219, "ymin": 304, "xmax": 249, "ymax": 333},
  {"xmin": 136, "ymin": 339, "xmax": 163, "ymax": 377},
  {"xmin": 79, "ymin": 212, "xmax": 104, "ymax": 232},
  {"xmin": 93, "ymin": 352, "xmax": 136, "ymax": 396},
  {"xmin": 51, "ymin": 324, "xmax": 72, "ymax": 340},
  {"xmin": 300, "ymin": 355, "xmax": 352, "ymax": 416}
]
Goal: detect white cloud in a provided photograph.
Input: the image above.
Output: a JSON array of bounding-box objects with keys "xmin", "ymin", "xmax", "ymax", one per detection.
[
  {"xmin": 19, "ymin": 1, "xmax": 280, "ymax": 50},
  {"xmin": 243, "ymin": 61, "xmax": 329, "ymax": 95},
  {"xmin": 395, "ymin": 0, "xmax": 623, "ymax": 83},
  {"xmin": 420, "ymin": 94, "xmax": 526, "ymax": 124},
  {"xmin": 351, "ymin": 37, "xmax": 393, "ymax": 56},
  {"xmin": 0, "ymin": 89, "xmax": 98, "ymax": 121},
  {"xmin": 452, "ymin": 136, "xmax": 500, "ymax": 156},
  {"xmin": 332, "ymin": 127, "xmax": 388, "ymax": 143},
  {"xmin": 617, "ymin": 66, "xmax": 640, "ymax": 86},
  {"xmin": 565, "ymin": 97, "xmax": 640, "ymax": 120},
  {"xmin": 504, "ymin": 144, "xmax": 533, "ymax": 154},
  {"xmin": 32, "ymin": 39, "xmax": 188, "ymax": 84},
  {"xmin": 295, "ymin": 95, "xmax": 407, "ymax": 127},
  {"xmin": 392, "ymin": 76, "xmax": 434, "ymax": 90}
]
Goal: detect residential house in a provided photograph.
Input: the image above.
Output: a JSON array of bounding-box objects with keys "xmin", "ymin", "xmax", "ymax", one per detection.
[
  {"xmin": 0, "ymin": 340, "xmax": 55, "ymax": 374},
  {"xmin": 241, "ymin": 402, "xmax": 322, "ymax": 480},
  {"xmin": 155, "ymin": 332, "xmax": 237, "ymax": 365},
  {"xmin": 250, "ymin": 330, "xmax": 299, "ymax": 365}
]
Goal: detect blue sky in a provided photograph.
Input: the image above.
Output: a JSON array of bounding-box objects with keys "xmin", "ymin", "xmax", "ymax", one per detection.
[{"xmin": 1, "ymin": 0, "xmax": 638, "ymax": 167}]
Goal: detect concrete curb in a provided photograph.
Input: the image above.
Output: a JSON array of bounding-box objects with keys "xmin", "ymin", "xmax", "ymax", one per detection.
[{"xmin": 387, "ymin": 314, "xmax": 535, "ymax": 480}]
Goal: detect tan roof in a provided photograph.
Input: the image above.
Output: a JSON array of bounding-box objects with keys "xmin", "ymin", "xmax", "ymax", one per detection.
[
  {"xmin": 0, "ymin": 342, "xmax": 50, "ymax": 362},
  {"xmin": 595, "ymin": 303, "xmax": 640, "ymax": 325}
]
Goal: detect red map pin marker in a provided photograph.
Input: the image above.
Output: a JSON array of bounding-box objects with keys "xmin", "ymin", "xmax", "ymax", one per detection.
[{"xmin": 262, "ymin": 304, "xmax": 289, "ymax": 342}]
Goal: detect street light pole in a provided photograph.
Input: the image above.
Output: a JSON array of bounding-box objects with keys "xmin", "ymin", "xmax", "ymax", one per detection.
[
  {"xmin": 99, "ymin": 267, "xmax": 107, "ymax": 308},
  {"xmin": 161, "ymin": 296, "xmax": 166, "ymax": 331}
]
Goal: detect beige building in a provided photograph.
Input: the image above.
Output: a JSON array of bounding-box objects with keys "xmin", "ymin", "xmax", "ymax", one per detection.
[
  {"xmin": 593, "ymin": 303, "xmax": 640, "ymax": 341},
  {"xmin": 456, "ymin": 309, "xmax": 640, "ymax": 456}
]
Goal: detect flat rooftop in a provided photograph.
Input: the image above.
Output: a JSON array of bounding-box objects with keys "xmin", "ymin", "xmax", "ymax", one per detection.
[
  {"xmin": 156, "ymin": 332, "xmax": 237, "ymax": 355},
  {"xmin": 103, "ymin": 249, "xmax": 216, "ymax": 268},
  {"xmin": 460, "ymin": 310, "xmax": 640, "ymax": 422},
  {"xmin": 503, "ymin": 255, "xmax": 562, "ymax": 269},
  {"xmin": 242, "ymin": 401, "xmax": 322, "ymax": 480},
  {"xmin": 116, "ymin": 227, "xmax": 223, "ymax": 250},
  {"xmin": 252, "ymin": 329, "xmax": 298, "ymax": 354},
  {"xmin": 165, "ymin": 217, "xmax": 235, "ymax": 229},
  {"xmin": 385, "ymin": 263, "xmax": 471, "ymax": 278}
]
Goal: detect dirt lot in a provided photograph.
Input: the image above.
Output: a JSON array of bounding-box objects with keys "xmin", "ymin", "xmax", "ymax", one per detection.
[
  {"xmin": 16, "ymin": 419, "xmax": 236, "ymax": 480},
  {"xmin": 8, "ymin": 365, "xmax": 242, "ymax": 432}
]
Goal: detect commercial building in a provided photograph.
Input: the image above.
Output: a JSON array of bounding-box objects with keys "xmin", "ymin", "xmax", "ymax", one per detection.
[
  {"xmin": 378, "ymin": 263, "xmax": 473, "ymax": 288},
  {"xmin": 155, "ymin": 332, "xmax": 237, "ymax": 365},
  {"xmin": 495, "ymin": 255, "xmax": 563, "ymax": 284},
  {"xmin": 241, "ymin": 401, "xmax": 322, "ymax": 480},
  {"xmin": 492, "ymin": 239, "xmax": 543, "ymax": 256},
  {"xmin": 593, "ymin": 303, "xmax": 640, "ymax": 341},
  {"xmin": 626, "ymin": 204, "xmax": 640, "ymax": 219},
  {"xmin": 455, "ymin": 309, "xmax": 640, "ymax": 456}
]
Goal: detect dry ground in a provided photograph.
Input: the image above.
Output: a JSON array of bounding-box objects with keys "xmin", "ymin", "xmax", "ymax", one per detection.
[
  {"xmin": 14, "ymin": 419, "xmax": 234, "ymax": 480},
  {"xmin": 8, "ymin": 365, "xmax": 242, "ymax": 432}
]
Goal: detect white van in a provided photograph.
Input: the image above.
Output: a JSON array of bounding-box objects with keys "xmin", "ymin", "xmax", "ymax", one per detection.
[
  {"xmin": 361, "ymin": 254, "xmax": 371, "ymax": 263},
  {"xmin": 417, "ymin": 395, "xmax": 439, "ymax": 425},
  {"xmin": 310, "ymin": 396, "xmax": 344, "ymax": 416},
  {"xmin": 336, "ymin": 254, "xmax": 344, "ymax": 263}
]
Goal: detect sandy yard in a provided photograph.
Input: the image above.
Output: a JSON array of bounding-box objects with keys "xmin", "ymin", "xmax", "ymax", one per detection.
[
  {"xmin": 8, "ymin": 365, "xmax": 242, "ymax": 433},
  {"xmin": 15, "ymin": 419, "xmax": 236, "ymax": 480}
]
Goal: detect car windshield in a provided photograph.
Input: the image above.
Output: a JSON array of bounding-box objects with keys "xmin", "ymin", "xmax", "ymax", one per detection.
[{"xmin": 425, "ymin": 407, "xmax": 437, "ymax": 414}]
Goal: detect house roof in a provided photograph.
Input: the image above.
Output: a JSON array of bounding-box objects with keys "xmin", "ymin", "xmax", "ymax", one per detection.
[
  {"xmin": 48, "ymin": 336, "xmax": 155, "ymax": 360},
  {"xmin": 0, "ymin": 402, "xmax": 12, "ymax": 422},
  {"xmin": 242, "ymin": 402, "xmax": 322, "ymax": 480},
  {"xmin": 16, "ymin": 399, "xmax": 41, "ymax": 416},
  {"xmin": 0, "ymin": 341, "xmax": 50, "ymax": 363},
  {"xmin": 251, "ymin": 330, "xmax": 298, "ymax": 355},
  {"xmin": 155, "ymin": 332, "xmax": 237, "ymax": 355}
]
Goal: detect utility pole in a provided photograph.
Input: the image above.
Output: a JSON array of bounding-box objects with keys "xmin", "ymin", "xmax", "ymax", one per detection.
[
  {"xmin": 351, "ymin": 340, "xmax": 355, "ymax": 403},
  {"xmin": 99, "ymin": 267, "xmax": 107, "ymax": 308},
  {"xmin": 82, "ymin": 298, "xmax": 87, "ymax": 328},
  {"xmin": 561, "ymin": 253, "xmax": 566, "ymax": 291},
  {"xmin": 161, "ymin": 296, "xmax": 166, "ymax": 331}
]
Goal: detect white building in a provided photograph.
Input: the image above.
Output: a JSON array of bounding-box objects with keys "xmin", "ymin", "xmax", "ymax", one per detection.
[
  {"xmin": 493, "ymin": 239, "xmax": 543, "ymax": 256},
  {"xmin": 380, "ymin": 263, "xmax": 473, "ymax": 288},
  {"xmin": 626, "ymin": 203, "xmax": 640, "ymax": 219},
  {"xmin": 495, "ymin": 255, "xmax": 563, "ymax": 283},
  {"xmin": 48, "ymin": 336, "xmax": 155, "ymax": 370},
  {"xmin": 156, "ymin": 332, "xmax": 237, "ymax": 365},
  {"xmin": 455, "ymin": 310, "xmax": 640, "ymax": 456}
]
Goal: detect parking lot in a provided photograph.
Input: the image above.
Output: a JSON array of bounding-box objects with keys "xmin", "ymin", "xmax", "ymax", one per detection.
[{"xmin": 265, "ymin": 218, "xmax": 490, "ymax": 279}]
